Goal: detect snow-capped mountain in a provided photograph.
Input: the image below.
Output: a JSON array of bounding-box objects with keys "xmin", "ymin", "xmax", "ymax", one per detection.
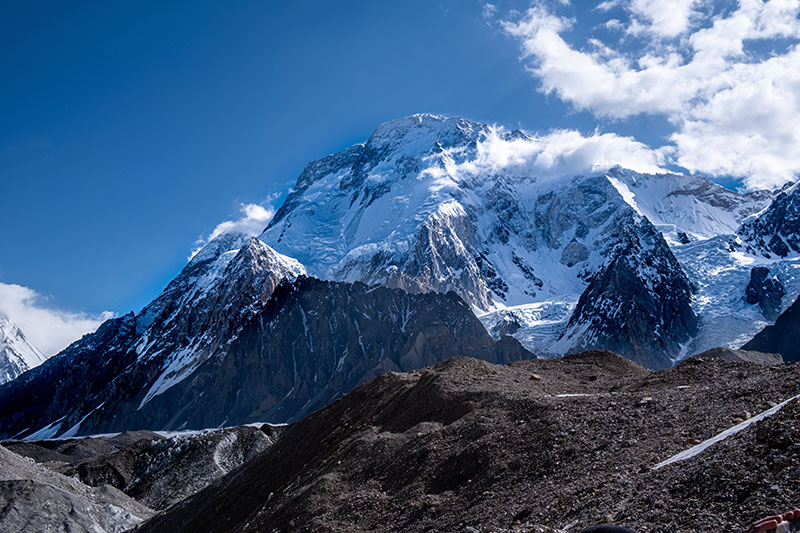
[
  {"xmin": 0, "ymin": 232, "xmax": 529, "ymax": 439},
  {"xmin": 260, "ymin": 113, "xmax": 781, "ymax": 366},
  {"xmin": 3, "ymin": 112, "xmax": 798, "ymax": 438},
  {"xmin": 0, "ymin": 312, "xmax": 46, "ymax": 384},
  {"xmin": 604, "ymin": 166, "xmax": 771, "ymax": 245},
  {"xmin": 554, "ymin": 212, "xmax": 698, "ymax": 369}
]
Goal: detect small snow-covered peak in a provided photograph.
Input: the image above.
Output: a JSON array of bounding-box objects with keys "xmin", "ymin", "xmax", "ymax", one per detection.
[
  {"xmin": 232, "ymin": 237, "xmax": 306, "ymax": 280},
  {"xmin": 601, "ymin": 168, "xmax": 772, "ymax": 243},
  {"xmin": 190, "ymin": 231, "xmax": 252, "ymax": 265},
  {"xmin": 0, "ymin": 311, "xmax": 47, "ymax": 384},
  {"xmin": 366, "ymin": 114, "xmax": 487, "ymax": 155}
]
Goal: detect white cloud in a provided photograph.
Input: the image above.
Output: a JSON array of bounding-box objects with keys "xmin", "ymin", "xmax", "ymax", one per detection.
[
  {"xmin": 597, "ymin": 0, "xmax": 623, "ymax": 11},
  {"xmin": 482, "ymin": 2, "xmax": 497, "ymax": 19},
  {"xmin": 626, "ymin": 0, "xmax": 703, "ymax": 38},
  {"xmin": 189, "ymin": 202, "xmax": 276, "ymax": 259},
  {"xmin": 501, "ymin": 0, "xmax": 800, "ymax": 189},
  {"xmin": 444, "ymin": 126, "xmax": 667, "ymax": 180},
  {"xmin": 0, "ymin": 283, "xmax": 113, "ymax": 356}
]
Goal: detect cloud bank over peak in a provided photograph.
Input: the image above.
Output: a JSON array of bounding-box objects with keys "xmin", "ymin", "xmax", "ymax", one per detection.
[
  {"xmin": 447, "ymin": 126, "xmax": 667, "ymax": 180},
  {"xmin": 0, "ymin": 283, "xmax": 113, "ymax": 356},
  {"xmin": 499, "ymin": 0, "xmax": 800, "ymax": 189},
  {"xmin": 189, "ymin": 202, "xmax": 276, "ymax": 260}
]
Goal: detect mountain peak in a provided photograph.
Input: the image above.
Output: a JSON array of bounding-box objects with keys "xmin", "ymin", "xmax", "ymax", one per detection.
[
  {"xmin": 0, "ymin": 311, "xmax": 46, "ymax": 384},
  {"xmin": 366, "ymin": 113, "xmax": 487, "ymax": 154}
]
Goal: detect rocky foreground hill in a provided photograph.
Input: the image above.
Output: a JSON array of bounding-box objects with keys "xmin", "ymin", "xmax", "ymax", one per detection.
[
  {"xmin": 3, "ymin": 352, "xmax": 798, "ymax": 533},
  {"xmin": 130, "ymin": 351, "xmax": 797, "ymax": 533}
]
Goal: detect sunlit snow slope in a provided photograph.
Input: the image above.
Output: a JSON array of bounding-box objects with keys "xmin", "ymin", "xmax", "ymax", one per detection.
[{"xmin": 260, "ymin": 114, "xmax": 784, "ymax": 365}]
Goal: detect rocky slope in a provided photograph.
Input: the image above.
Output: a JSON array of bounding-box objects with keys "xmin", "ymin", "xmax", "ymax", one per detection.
[
  {"xmin": 743, "ymin": 293, "xmax": 800, "ymax": 362},
  {"xmin": 0, "ymin": 444, "xmax": 153, "ymax": 532},
  {"xmin": 744, "ymin": 266, "xmax": 785, "ymax": 321},
  {"xmin": 135, "ymin": 352, "xmax": 800, "ymax": 533},
  {"xmin": 693, "ymin": 347, "xmax": 784, "ymax": 365},
  {"xmin": 3, "ymin": 425, "xmax": 278, "ymax": 511},
  {"xmin": 0, "ymin": 312, "xmax": 46, "ymax": 385},
  {"xmin": 0, "ymin": 271, "xmax": 531, "ymax": 439}
]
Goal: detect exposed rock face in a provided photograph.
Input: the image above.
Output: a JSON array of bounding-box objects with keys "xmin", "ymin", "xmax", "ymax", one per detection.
[
  {"xmin": 0, "ymin": 312, "xmax": 46, "ymax": 385},
  {"xmin": 0, "ymin": 274, "xmax": 532, "ymax": 439},
  {"xmin": 743, "ymin": 293, "xmax": 800, "ymax": 362},
  {"xmin": 125, "ymin": 425, "xmax": 274, "ymax": 510},
  {"xmin": 557, "ymin": 214, "xmax": 698, "ymax": 369},
  {"xmin": 126, "ymin": 277, "xmax": 531, "ymax": 429},
  {"xmin": 336, "ymin": 201, "xmax": 496, "ymax": 311},
  {"xmin": 692, "ymin": 347, "xmax": 784, "ymax": 365},
  {"xmin": 136, "ymin": 353, "xmax": 800, "ymax": 533},
  {"xmin": 3, "ymin": 425, "xmax": 276, "ymax": 511},
  {"xmin": 0, "ymin": 445, "xmax": 152, "ymax": 532},
  {"xmin": 4, "ymin": 430, "xmax": 160, "ymax": 492},
  {"xmin": 744, "ymin": 266, "xmax": 785, "ymax": 320},
  {"xmin": 740, "ymin": 183, "xmax": 800, "ymax": 258},
  {"xmin": 134, "ymin": 234, "xmax": 306, "ymax": 393}
]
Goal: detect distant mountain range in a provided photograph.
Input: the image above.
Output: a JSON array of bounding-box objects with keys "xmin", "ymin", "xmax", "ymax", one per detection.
[{"xmin": 2, "ymin": 113, "xmax": 799, "ymax": 439}]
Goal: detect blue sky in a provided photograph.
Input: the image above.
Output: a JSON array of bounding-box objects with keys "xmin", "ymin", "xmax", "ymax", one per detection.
[{"xmin": 2, "ymin": 0, "xmax": 799, "ymax": 353}]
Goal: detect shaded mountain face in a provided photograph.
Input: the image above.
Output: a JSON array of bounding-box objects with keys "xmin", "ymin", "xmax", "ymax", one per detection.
[
  {"xmin": 0, "ymin": 269, "xmax": 531, "ymax": 439},
  {"xmin": 0, "ymin": 312, "xmax": 46, "ymax": 385},
  {"xmin": 136, "ymin": 353, "xmax": 800, "ymax": 533},
  {"xmin": 259, "ymin": 114, "xmax": 775, "ymax": 365},
  {"xmin": 0, "ymin": 234, "xmax": 303, "ymax": 439},
  {"xmin": 556, "ymin": 213, "xmax": 697, "ymax": 369},
  {"xmin": 742, "ymin": 292, "xmax": 800, "ymax": 362}
]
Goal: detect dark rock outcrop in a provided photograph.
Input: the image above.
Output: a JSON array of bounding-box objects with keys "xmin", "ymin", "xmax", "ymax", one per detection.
[
  {"xmin": 132, "ymin": 277, "xmax": 531, "ymax": 429},
  {"xmin": 559, "ymin": 214, "xmax": 698, "ymax": 369},
  {"xmin": 692, "ymin": 347, "xmax": 783, "ymax": 365},
  {"xmin": 4, "ymin": 425, "xmax": 276, "ymax": 511},
  {"xmin": 743, "ymin": 293, "xmax": 800, "ymax": 362},
  {"xmin": 744, "ymin": 266, "xmax": 785, "ymax": 320}
]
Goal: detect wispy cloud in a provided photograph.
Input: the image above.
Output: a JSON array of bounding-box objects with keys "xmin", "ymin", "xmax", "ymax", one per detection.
[
  {"xmin": 0, "ymin": 283, "xmax": 113, "ymax": 356},
  {"xmin": 189, "ymin": 202, "xmax": 276, "ymax": 259},
  {"xmin": 501, "ymin": 0, "xmax": 800, "ymax": 189}
]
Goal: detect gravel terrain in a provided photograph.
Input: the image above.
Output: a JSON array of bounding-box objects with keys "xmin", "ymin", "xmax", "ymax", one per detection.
[
  {"xmin": 0, "ymin": 444, "xmax": 152, "ymax": 532},
  {"xmin": 136, "ymin": 351, "xmax": 800, "ymax": 532},
  {"xmin": 3, "ymin": 424, "xmax": 278, "ymax": 512}
]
